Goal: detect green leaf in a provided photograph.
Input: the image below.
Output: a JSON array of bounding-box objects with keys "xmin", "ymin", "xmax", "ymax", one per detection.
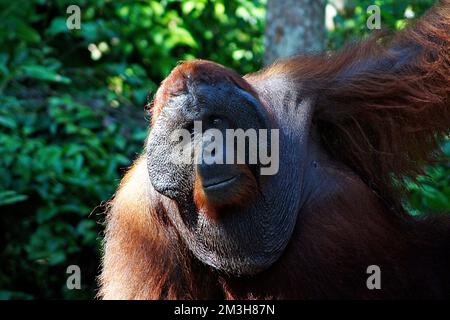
[
  {"xmin": 0, "ymin": 190, "xmax": 28, "ymax": 206},
  {"xmin": 48, "ymin": 251, "xmax": 66, "ymax": 266},
  {"xmin": 21, "ymin": 65, "xmax": 72, "ymax": 84},
  {"xmin": 0, "ymin": 290, "xmax": 33, "ymax": 300},
  {"xmin": 15, "ymin": 21, "xmax": 41, "ymax": 43},
  {"xmin": 46, "ymin": 17, "xmax": 68, "ymax": 36},
  {"xmin": 0, "ymin": 116, "xmax": 17, "ymax": 129}
]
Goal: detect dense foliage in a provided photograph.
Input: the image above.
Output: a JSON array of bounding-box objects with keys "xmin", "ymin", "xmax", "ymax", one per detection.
[{"xmin": 0, "ymin": 0, "xmax": 447, "ymax": 299}]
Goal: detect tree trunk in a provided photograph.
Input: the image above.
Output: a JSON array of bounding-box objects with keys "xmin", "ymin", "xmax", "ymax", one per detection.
[{"xmin": 264, "ymin": 0, "xmax": 326, "ymax": 65}]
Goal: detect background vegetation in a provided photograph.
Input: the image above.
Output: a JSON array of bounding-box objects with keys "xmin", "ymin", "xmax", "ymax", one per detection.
[{"xmin": 0, "ymin": 0, "xmax": 447, "ymax": 299}]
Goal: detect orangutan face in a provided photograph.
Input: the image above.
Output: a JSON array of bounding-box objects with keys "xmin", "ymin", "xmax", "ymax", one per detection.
[{"xmin": 147, "ymin": 60, "xmax": 312, "ymax": 275}]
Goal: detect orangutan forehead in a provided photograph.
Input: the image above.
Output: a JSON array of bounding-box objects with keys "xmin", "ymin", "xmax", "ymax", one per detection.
[{"xmin": 150, "ymin": 60, "xmax": 258, "ymax": 122}]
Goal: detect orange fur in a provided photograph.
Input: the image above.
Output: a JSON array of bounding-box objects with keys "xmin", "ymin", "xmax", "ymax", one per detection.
[
  {"xmin": 193, "ymin": 174, "xmax": 219, "ymax": 220},
  {"xmin": 98, "ymin": 157, "xmax": 221, "ymax": 299},
  {"xmin": 193, "ymin": 164, "xmax": 258, "ymax": 219},
  {"xmin": 100, "ymin": 2, "xmax": 450, "ymax": 299}
]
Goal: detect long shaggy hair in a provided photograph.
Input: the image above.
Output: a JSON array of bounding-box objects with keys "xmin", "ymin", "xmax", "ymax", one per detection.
[{"xmin": 254, "ymin": 1, "xmax": 449, "ymax": 210}]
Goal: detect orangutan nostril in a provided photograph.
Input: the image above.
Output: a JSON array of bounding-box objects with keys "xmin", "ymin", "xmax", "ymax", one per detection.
[{"xmin": 185, "ymin": 122, "xmax": 194, "ymax": 133}]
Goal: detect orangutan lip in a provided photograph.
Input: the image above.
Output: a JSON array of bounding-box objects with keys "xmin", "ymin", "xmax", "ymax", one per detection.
[{"xmin": 203, "ymin": 175, "xmax": 239, "ymax": 189}]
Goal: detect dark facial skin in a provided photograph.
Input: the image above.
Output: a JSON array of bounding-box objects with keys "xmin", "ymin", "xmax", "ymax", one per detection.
[{"xmin": 147, "ymin": 60, "xmax": 315, "ymax": 275}]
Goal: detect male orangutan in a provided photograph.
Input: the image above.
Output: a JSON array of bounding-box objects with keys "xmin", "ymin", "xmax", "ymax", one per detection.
[{"xmin": 99, "ymin": 1, "xmax": 450, "ymax": 299}]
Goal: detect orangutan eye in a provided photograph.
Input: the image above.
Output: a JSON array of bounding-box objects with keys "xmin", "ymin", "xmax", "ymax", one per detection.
[
  {"xmin": 211, "ymin": 118, "xmax": 222, "ymax": 126},
  {"xmin": 208, "ymin": 116, "xmax": 228, "ymax": 128}
]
